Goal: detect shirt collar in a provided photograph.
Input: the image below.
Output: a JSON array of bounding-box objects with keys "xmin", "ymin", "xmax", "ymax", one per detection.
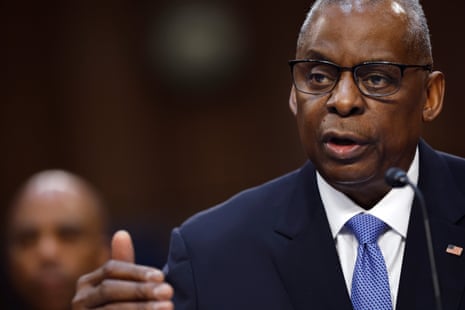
[{"xmin": 319, "ymin": 148, "xmax": 419, "ymax": 239}]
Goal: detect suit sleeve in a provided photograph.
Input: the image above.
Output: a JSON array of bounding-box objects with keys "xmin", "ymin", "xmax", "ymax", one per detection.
[{"xmin": 163, "ymin": 227, "xmax": 197, "ymax": 310}]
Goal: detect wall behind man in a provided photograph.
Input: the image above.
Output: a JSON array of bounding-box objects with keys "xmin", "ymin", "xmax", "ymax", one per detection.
[{"xmin": 1, "ymin": 0, "xmax": 464, "ymax": 267}]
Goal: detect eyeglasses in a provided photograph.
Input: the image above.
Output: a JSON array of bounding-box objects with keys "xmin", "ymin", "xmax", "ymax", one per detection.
[{"xmin": 289, "ymin": 59, "xmax": 432, "ymax": 97}]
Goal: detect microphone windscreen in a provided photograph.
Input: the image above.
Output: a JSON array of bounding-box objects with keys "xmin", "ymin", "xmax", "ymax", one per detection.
[{"xmin": 385, "ymin": 167, "xmax": 408, "ymax": 188}]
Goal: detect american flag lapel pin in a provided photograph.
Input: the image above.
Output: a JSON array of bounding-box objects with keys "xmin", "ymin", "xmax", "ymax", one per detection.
[{"xmin": 446, "ymin": 244, "xmax": 463, "ymax": 256}]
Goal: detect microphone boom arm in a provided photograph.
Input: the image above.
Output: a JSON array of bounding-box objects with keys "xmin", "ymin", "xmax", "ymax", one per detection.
[{"xmin": 385, "ymin": 167, "xmax": 443, "ymax": 310}]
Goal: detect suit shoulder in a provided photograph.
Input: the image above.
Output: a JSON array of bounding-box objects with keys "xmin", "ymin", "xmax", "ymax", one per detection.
[
  {"xmin": 437, "ymin": 151, "xmax": 465, "ymax": 179},
  {"xmin": 435, "ymin": 151, "xmax": 465, "ymax": 192},
  {"xmin": 438, "ymin": 150, "xmax": 465, "ymax": 164}
]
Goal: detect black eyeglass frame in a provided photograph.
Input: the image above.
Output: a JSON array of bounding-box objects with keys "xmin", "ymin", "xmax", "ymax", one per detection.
[{"xmin": 288, "ymin": 59, "xmax": 433, "ymax": 97}]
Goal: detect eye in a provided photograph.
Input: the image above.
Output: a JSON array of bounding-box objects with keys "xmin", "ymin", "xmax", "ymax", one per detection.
[
  {"xmin": 305, "ymin": 64, "xmax": 338, "ymax": 89},
  {"xmin": 11, "ymin": 229, "xmax": 38, "ymax": 249},
  {"xmin": 362, "ymin": 73, "xmax": 393, "ymax": 88},
  {"xmin": 307, "ymin": 72, "xmax": 332, "ymax": 84},
  {"xmin": 357, "ymin": 64, "xmax": 400, "ymax": 92},
  {"xmin": 57, "ymin": 226, "xmax": 83, "ymax": 243},
  {"xmin": 292, "ymin": 61, "xmax": 339, "ymax": 94}
]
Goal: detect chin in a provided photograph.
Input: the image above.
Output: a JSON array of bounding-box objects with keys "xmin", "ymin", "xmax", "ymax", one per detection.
[{"xmin": 324, "ymin": 170, "xmax": 378, "ymax": 188}]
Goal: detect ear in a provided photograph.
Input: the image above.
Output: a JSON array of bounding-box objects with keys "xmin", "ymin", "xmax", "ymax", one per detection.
[
  {"xmin": 422, "ymin": 71, "xmax": 445, "ymax": 122},
  {"xmin": 289, "ymin": 86, "xmax": 298, "ymax": 116}
]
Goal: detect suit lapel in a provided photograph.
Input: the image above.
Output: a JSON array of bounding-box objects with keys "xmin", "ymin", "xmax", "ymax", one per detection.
[
  {"xmin": 270, "ymin": 163, "xmax": 353, "ymax": 310},
  {"xmin": 397, "ymin": 141, "xmax": 465, "ymax": 310},
  {"xmin": 269, "ymin": 142, "xmax": 465, "ymax": 310}
]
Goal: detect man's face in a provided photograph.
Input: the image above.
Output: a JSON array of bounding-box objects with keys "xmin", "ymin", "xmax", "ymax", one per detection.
[
  {"xmin": 7, "ymin": 191, "xmax": 108, "ymax": 310},
  {"xmin": 291, "ymin": 3, "xmax": 435, "ymax": 206}
]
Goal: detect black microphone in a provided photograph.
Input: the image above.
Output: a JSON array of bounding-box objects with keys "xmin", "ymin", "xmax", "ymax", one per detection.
[{"xmin": 385, "ymin": 167, "xmax": 443, "ymax": 310}]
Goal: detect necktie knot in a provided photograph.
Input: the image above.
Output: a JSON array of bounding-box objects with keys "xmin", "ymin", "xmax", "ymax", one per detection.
[{"xmin": 346, "ymin": 213, "xmax": 388, "ymax": 245}]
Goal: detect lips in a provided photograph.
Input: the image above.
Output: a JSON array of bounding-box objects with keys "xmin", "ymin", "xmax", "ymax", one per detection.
[
  {"xmin": 322, "ymin": 132, "xmax": 370, "ymax": 161},
  {"xmin": 33, "ymin": 270, "xmax": 68, "ymax": 291}
]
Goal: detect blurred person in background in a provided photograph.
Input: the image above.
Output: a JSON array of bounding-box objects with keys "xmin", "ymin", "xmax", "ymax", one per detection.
[{"xmin": 3, "ymin": 170, "xmax": 110, "ymax": 310}]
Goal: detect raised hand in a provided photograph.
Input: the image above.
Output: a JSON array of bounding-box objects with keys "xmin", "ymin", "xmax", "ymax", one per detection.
[{"xmin": 72, "ymin": 230, "xmax": 174, "ymax": 309}]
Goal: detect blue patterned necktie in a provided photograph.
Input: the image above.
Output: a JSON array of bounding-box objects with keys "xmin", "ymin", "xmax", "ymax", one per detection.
[{"xmin": 345, "ymin": 213, "xmax": 393, "ymax": 310}]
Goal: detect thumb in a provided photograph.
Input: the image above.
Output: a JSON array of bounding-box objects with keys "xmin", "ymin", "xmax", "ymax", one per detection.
[{"xmin": 111, "ymin": 230, "xmax": 135, "ymax": 263}]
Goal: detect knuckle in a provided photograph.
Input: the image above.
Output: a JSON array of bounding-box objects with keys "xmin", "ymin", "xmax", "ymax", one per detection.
[
  {"xmin": 154, "ymin": 283, "xmax": 174, "ymax": 299},
  {"xmin": 101, "ymin": 260, "xmax": 117, "ymax": 277},
  {"xmin": 134, "ymin": 282, "xmax": 148, "ymax": 299},
  {"xmin": 98, "ymin": 279, "xmax": 113, "ymax": 299},
  {"xmin": 71, "ymin": 295, "xmax": 83, "ymax": 307},
  {"xmin": 76, "ymin": 272, "xmax": 93, "ymax": 288},
  {"xmin": 71, "ymin": 288, "xmax": 90, "ymax": 309}
]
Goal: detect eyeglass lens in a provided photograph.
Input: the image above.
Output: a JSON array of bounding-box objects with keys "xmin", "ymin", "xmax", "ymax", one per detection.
[{"xmin": 293, "ymin": 61, "xmax": 402, "ymax": 96}]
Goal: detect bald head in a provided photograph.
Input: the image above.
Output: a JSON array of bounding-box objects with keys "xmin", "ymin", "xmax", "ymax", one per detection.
[
  {"xmin": 9, "ymin": 170, "xmax": 108, "ymax": 232},
  {"xmin": 297, "ymin": 0, "xmax": 432, "ymax": 64},
  {"xmin": 6, "ymin": 170, "xmax": 110, "ymax": 310}
]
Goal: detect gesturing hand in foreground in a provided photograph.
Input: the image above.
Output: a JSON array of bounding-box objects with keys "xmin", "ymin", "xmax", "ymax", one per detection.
[{"xmin": 72, "ymin": 230, "xmax": 174, "ymax": 310}]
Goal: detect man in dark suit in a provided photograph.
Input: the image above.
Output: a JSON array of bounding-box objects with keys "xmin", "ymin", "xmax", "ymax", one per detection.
[{"xmin": 73, "ymin": 0, "xmax": 465, "ymax": 309}]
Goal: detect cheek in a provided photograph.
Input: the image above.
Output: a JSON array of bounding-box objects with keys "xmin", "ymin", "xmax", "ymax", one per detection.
[
  {"xmin": 368, "ymin": 103, "xmax": 423, "ymax": 169},
  {"xmin": 8, "ymin": 254, "xmax": 39, "ymax": 290},
  {"xmin": 380, "ymin": 104, "xmax": 423, "ymax": 145},
  {"xmin": 63, "ymin": 242, "xmax": 105, "ymax": 273},
  {"xmin": 296, "ymin": 98, "xmax": 324, "ymax": 141},
  {"xmin": 9, "ymin": 249, "xmax": 36, "ymax": 273}
]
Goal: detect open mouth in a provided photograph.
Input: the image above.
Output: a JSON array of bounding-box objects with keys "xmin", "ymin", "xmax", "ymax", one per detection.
[
  {"xmin": 330, "ymin": 137, "xmax": 357, "ymax": 146},
  {"xmin": 324, "ymin": 136, "xmax": 367, "ymax": 160}
]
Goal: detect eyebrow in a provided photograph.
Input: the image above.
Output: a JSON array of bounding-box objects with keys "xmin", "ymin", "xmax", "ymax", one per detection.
[
  {"xmin": 56, "ymin": 224, "xmax": 85, "ymax": 234},
  {"xmin": 296, "ymin": 51, "xmax": 400, "ymax": 66},
  {"xmin": 298, "ymin": 50, "xmax": 332, "ymax": 62},
  {"xmin": 10, "ymin": 221, "xmax": 85, "ymax": 235}
]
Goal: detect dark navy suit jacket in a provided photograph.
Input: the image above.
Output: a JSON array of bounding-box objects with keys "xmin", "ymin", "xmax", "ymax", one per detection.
[{"xmin": 164, "ymin": 140, "xmax": 465, "ymax": 309}]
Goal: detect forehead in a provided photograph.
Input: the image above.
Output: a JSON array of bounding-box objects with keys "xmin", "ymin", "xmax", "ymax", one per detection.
[
  {"xmin": 298, "ymin": 1, "xmax": 411, "ymax": 63},
  {"xmin": 9, "ymin": 191, "xmax": 98, "ymax": 231}
]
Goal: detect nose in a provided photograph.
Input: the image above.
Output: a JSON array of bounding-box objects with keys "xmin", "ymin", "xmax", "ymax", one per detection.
[
  {"xmin": 37, "ymin": 235, "xmax": 59, "ymax": 261},
  {"xmin": 326, "ymin": 71, "xmax": 365, "ymax": 116}
]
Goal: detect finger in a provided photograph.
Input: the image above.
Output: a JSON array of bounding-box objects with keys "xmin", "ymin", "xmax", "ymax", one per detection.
[
  {"xmin": 95, "ymin": 300, "xmax": 174, "ymax": 310},
  {"xmin": 74, "ymin": 279, "xmax": 174, "ymax": 308},
  {"xmin": 77, "ymin": 260, "xmax": 165, "ymax": 287},
  {"xmin": 111, "ymin": 230, "xmax": 135, "ymax": 263}
]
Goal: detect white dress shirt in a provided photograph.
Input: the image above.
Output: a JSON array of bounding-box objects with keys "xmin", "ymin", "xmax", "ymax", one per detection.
[{"xmin": 318, "ymin": 149, "xmax": 419, "ymax": 308}]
